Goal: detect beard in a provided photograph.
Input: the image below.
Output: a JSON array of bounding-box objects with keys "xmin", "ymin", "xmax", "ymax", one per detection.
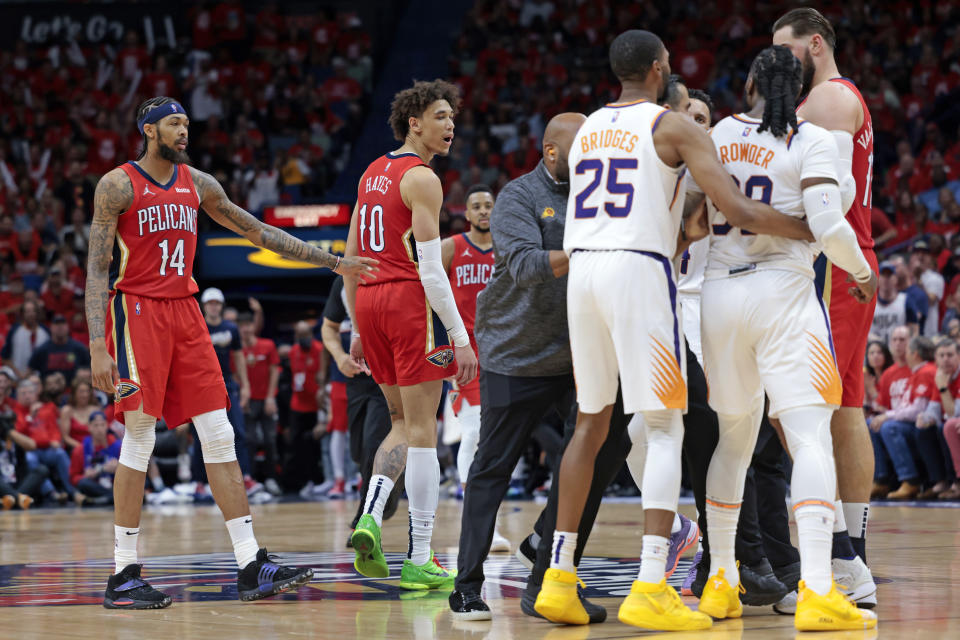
[
  {"xmin": 801, "ymin": 49, "xmax": 816, "ymax": 96},
  {"xmin": 554, "ymin": 151, "xmax": 570, "ymax": 182},
  {"xmin": 472, "ymin": 222, "xmax": 491, "ymax": 233},
  {"xmin": 158, "ymin": 139, "xmax": 191, "ymax": 165}
]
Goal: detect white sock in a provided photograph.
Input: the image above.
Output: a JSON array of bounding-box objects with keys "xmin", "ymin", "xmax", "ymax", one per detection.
[
  {"xmin": 550, "ymin": 530, "xmax": 578, "ymax": 573},
  {"xmin": 638, "ymin": 534, "xmax": 669, "ymax": 583},
  {"xmin": 671, "ymin": 512, "xmax": 682, "ymax": 534},
  {"xmin": 405, "ymin": 448, "xmax": 440, "ymax": 566},
  {"xmin": 795, "ymin": 504, "xmax": 835, "ymax": 595},
  {"xmin": 833, "ymin": 499, "xmax": 846, "ymax": 532},
  {"xmin": 330, "ymin": 430, "xmax": 346, "ymax": 480},
  {"xmin": 114, "ymin": 525, "xmax": 139, "ymax": 573},
  {"xmin": 706, "ymin": 500, "xmax": 741, "ymax": 586},
  {"xmin": 363, "ymin": 474, "xmax": 395, "ymax": 527},
  {"xmin": 843, "ymin": 502, "xmax": 869, "ymax": 539},
  {"xmin": 225, "ymin": 515, "xmax": 260, "ymax": 568}
]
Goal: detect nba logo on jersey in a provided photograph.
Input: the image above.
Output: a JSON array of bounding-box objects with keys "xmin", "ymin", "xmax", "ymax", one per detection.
[
  {"xmin": 742, "ymin": 127, "xmax": 751, "ymax": 138},
  {"xmin": 425, "ymin": 346, "xmax": 454, "ymax": 368},
  {"xmin": 611, "ymin": 111, "xmax": 620, "ymax": 123},
  {"xmin": 135, "ymin": 302, "xmax": 141, "ymax": 315}
]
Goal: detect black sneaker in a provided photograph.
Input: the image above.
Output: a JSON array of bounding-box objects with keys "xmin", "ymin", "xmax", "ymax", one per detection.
[
  {"xmin": 690, "ymin": 556, "xmax": 709, "ymax": 598},
  {"xmin": 236, "ymin": 548, "xmax": 314, "ymax": 601},
  {"xmin": 739, "ymin": 560, "xmax": 789, "ymax": 606},
  {"xmin": 772, "ymin": 560, "xmax": 801, "ymax": 592},
  {"xmin": 521, "ymin": 581, "xmax": 607, "ymax": 623},
  {"xmin": 449, "ymin": 590, "xmax": 491, "ymax": 620},
  {"xmin": 104, "ymin": 564, "xmax": 173, "ymax": 609},
  {"xmin": 515, "ymin": 534, "xmax": 536, "ymax": 570}
]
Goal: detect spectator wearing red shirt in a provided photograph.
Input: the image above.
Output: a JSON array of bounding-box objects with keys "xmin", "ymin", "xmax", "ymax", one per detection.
[
  {"xmin": 69, "ymin": 410, "xmax": 120, "ymax": 505},
  {"xmin": 82, "ymin": 112, "xmax": 123, "ymax": 178},
  {"xmin": 872, "ymin": 337, "xmax": 938, "ymax": 500},
  {"xmin": 116, "ymin": 31, "xmax": 149, "ymax": 80},
  {"xmin": 322, "ymin": 59, "xmax": 362, "ymax": 104},
  {"xmin": 12, "ymin": 228, "xmax": 43, "ymax": 276},
  {"xmin": 144, "ymin": 56, "xmax": 177, "ymax": 99},
  {"xmin": 917, "ymin": 340, "xmax": 960, "ymax": 499},
  {"xmin": 14, "ymin": 377, "xmax": 75, "ymax": 500},
  {"xmin": 282, "ymin": 321, "xmax": 326, "ymax": 492},
  {"xmin": 40, "ymin": 267, "xmax": 74, "ymax": 318},
  {"xmin": 239, "ymin": 313, "xmax": 281, "ymax": 494}
]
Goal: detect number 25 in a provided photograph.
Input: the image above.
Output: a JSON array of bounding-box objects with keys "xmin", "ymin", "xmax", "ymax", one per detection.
[{"xmin": 574, "ymin": 158, "xmax": 638, "ymax": 218}]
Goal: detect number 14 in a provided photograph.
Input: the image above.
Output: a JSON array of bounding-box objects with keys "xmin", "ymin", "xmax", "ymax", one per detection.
[{"xmin": 158, "ymin": 238, "xmax": 186, "ymax": 276}]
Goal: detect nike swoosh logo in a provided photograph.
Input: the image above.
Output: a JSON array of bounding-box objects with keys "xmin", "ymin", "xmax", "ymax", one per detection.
[
  {"xmin": 244, "ymin": 519, "xmax": 252, "ymax": 524},
  {"xmin": 125, "ymin": 531, "xmax": 139, "ymax": 535}
]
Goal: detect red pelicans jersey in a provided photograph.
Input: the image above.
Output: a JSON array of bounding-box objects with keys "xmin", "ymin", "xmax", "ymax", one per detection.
[
  {"xmin": 114, "ymin": 162, "xmax": 200, "ymax": 298},
  {"xmin": 801, "ymin": 77, "xmax": 874, "ymax": 249},
  {"xmin": 448, "ymin": 233, "xmax": 494, "ymax": 339},
  {"xmin": 355, "ymin": 152, "xmax": 429, "ymax": 285}
]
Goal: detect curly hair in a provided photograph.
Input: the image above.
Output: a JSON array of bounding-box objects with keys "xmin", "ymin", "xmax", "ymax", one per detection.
[
  {"xmin": 388, "ymin": 80, "xmax": 461, "ymax": 142},
  {"xmin": 750, "ymin": 46, "xmax": 801, "ymax": 139},
  {"xmin": 135, "ymin": 96, "xmax": 178, "ymax": 159}
]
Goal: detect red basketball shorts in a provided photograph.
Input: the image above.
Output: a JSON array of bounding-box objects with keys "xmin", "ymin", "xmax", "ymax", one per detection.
[
  {"xmin": 328, "ymin": 380, "xmax": 348, "ymax": 433},
  {"xmin": 452, "ymin": 335, "xmax": 480, "ymax": 414},
  {"xmin": 814, "ymin": 249, "xmax": 879, "ymax": 407},
  {"xmin": 106, "ymin": 291, "xmax": 229, "ymax": 428},
  {"xmin": 355, "ymin": 279, "xmax": 456, "ymax": 387}
]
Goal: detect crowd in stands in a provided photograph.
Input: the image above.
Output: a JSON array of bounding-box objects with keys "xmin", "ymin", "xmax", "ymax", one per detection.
[{"xmin": 4, "ymin": 0, "xmax": 960, "ymax": 509}]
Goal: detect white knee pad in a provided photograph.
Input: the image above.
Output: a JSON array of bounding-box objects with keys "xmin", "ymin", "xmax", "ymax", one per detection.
[
  {"xmin": 193, "ymin": 409, "xmax": 237, "ymax": 464},
  {"xmin": 456, "ymin": 402, "xmax": 481, "ymax": 485},
  {"xmin": 625, "ymin": 413, "xmax": 647, "ymax": 491},
  {"xmin": 779, "ymin": 405, "xmax": 837, "ymax": 504},
  {"xmin": 706, "ymin": 398, "xmax": 764, "ymax": 505},
  {"xmin": 639, "ymin": 409, "xmax": 683, "ymax": 512},
  {"xmin": 119, "ymin": 409, "xmax": 157, "ymax": 472}
]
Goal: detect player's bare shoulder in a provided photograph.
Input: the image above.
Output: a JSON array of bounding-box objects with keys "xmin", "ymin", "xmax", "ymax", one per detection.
[
  {"xmin": 399, "ymin": 164, "xmax": 442, "ymax": 208},
  {"xmin": 93, "ymin": 167, "xmax": 134, "ymax": 218},
  {"xmin": 798, "ymin": 81, "xmax": 861, "ymax": 133}
]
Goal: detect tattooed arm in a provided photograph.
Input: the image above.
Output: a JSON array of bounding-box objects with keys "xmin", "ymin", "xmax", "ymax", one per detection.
[
  {"xmin": 85, "ymin": 168, "xmax": 132, "ymax": 393},
  {"xmin": 191, "ymin": 168, "xmax": 377, "ymax": 279}
]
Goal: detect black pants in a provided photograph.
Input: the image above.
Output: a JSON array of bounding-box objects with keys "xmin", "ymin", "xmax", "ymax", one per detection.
[
  {"xmin": 282, "ymin": 410, "xmax": 322, "ymax": 491},
  {"xmin": 346, "ymin": 376, "xmax": 400, "ymax": 529},
  {"xmin": 245, "ymin": 399, "xmax": 278, "ymax": 480},
  {"xmin": 455, "ymin": 370, "xmax": 576, "ymax": 593},
  {"xmin": 528, "ymin": 388, "xmax": 632, "ymax": 588},
  {"xmin": 76, "ymin": 477, "xmax": 113, "ymax": 501},
  {"xmin": 0, "ymin": 463, "xmax": 48, "ymax": 499}
]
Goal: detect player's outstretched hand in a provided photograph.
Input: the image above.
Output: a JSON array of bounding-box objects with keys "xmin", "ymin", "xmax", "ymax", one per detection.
[
  {"xmin": 91, "ymin": 348, "xmax": 120, "ymax": 394},
  {"xmin": 336, "ymin": 256, "xmax": 379, "ymax": 281},
  {"xmin": 349, "ymin": 335, "xmax": 372, "ymax": 375},
  {"xmin": 454, "ymin": 344, "xmax": 478, "ymax": 386},
  {"xmin": 847, "ymin": 270, "xmax": 878, "ymax": 304}
]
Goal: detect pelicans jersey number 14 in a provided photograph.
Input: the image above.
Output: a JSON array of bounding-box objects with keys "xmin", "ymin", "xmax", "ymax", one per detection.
[{"xmin": 564, "ymin": 100, "xmax": 687, "ymax": 415}]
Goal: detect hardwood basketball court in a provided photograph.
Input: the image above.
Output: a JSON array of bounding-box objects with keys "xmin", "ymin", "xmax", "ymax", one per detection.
[{"xmin": 1, "ymin": 499, "xmax": 957, "ymax": 638}]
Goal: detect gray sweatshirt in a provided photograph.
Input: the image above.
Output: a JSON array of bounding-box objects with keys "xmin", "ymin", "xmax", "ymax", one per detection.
[{"xmin": 476, "ymin": 161, "xmax": 571, "ymax": 377}]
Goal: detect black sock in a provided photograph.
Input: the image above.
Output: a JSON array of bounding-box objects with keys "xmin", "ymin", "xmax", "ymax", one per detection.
[
  {"xmin": 831, "ymin": 530, "xmax": 857, "ymax": 560},
  {"xmin": 849, "ymin": 535, "xmax": 866, "ymax": 562}
]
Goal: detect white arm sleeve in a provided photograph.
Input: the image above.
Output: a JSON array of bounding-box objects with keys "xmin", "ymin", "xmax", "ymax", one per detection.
[
  {"xmin": 416, "ymin": 237, "xmax": 470, "ymax": 348},
  {"xmin": 831, "ymin": 130, "xmax": 856, "ymax": 213},
  {"xmin": 803, "ymin": 183, "xmax": 872, "ymax": 283}
]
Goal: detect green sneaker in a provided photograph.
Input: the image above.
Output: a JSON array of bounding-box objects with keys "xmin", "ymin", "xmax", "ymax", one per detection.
[
  {"xmin": 351, "ymin": 514, "xmax": 388, "ymax": 578},
  {"xmin": 398, "ymin": 552, "xmax": 457, "ymax": 591}
]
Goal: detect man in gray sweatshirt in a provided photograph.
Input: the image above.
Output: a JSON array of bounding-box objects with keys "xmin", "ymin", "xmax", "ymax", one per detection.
[{"xmin": 449, "ymin": 112, "xmax": 587, "ymax": 620}]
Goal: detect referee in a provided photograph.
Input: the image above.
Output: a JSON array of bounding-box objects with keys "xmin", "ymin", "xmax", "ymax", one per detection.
[{"xmin": 320, "ymin": 276, "xmax": 401, "ymax": 543}]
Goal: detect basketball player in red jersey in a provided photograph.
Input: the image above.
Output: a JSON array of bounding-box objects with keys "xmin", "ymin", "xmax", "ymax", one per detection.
[
  {"xmin": 86, "ymin": 96, "xmax": 377, "ymax": 609},
  {"xmin": 441, "ymin": 184, "xmax": 506, "ymax": 549},
  {"xmin": 344, "ymin": 80, "xmax": 478, "ymax": 590},
  {"xmin": 774, "ymin": 8, "xmax": 879, "ymax": 607}
]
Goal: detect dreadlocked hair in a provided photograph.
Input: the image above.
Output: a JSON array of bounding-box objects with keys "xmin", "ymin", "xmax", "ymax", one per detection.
[
  {"xmin": 750, "ymin": 46, "xmax": 801, "ymax": 139},
  {"xmin": 135, "ymin": 96, "xmax": 178, "ymax": 159}
]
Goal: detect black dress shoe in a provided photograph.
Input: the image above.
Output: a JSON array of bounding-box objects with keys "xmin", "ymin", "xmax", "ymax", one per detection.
[
  {"xmin": 449, "ymin": 590, "xmax": 491, "ymax": 621},
  {"xmin": 521, "ymin": 582, "xmax": 607, "ymax": 623},
  {"xmin": 739, "ymin": 559, "xmax": 789, "ymax": 606}
]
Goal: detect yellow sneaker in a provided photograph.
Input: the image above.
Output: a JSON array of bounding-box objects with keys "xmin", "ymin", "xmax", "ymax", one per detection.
[
  {"xmin": 697, "ymin": 567, "xmax": 743, "ymax": 619},
  {"xmin": 795, "ymin": 580, "xmax": 878, "ymax": 631},
  {"xmin": 533, "ymin": 568, "xmax": 589, "ymax": 625},
  {"xmin": 617, "ymin": 578, "xmax": 712, "ymax": 631}
]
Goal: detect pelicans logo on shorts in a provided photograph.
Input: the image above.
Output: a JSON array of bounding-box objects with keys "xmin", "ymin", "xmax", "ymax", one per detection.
[
  {"xmin": 426, "ymin": 346, "xmax": 455, "ymax": 368},
  {"xmin": 115, "ymin": 380, "xmax": 141, "ymax": 402}
]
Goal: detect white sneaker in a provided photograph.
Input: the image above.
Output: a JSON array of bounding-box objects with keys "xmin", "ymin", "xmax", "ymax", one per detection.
[
  {"xmin": 832, "ymin": 556, "xmax": 878, "ymax": 608},
  {"xmin": 264, "ymin": 478, "xmax": 282, "ymax": 496},
  {"xmin": 312, "ymin": 480, "xmax": 334, "ymax": 496},
  {"xmin": 249, "ymin": 489, "xmax": 275, "ymax": 504},
  {"xmin": 177, "ymin": 453, "xmax": 192, "ymax": 482},
  {"xmin": 773, "ymin": 590, "xmax": 797, "ymax": 614},
  {"xmin": 298, "ymin": 481, "xmax": 315, "ymax": 500},
  {"xmin": 490, "ymin": 528, "xmax": 511, "ymax": 553}
]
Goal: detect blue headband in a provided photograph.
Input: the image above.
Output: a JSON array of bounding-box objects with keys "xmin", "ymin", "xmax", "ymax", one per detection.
[{"xmin": 138, "ymin": 102, "xmax": 188, "ymax": 134}]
